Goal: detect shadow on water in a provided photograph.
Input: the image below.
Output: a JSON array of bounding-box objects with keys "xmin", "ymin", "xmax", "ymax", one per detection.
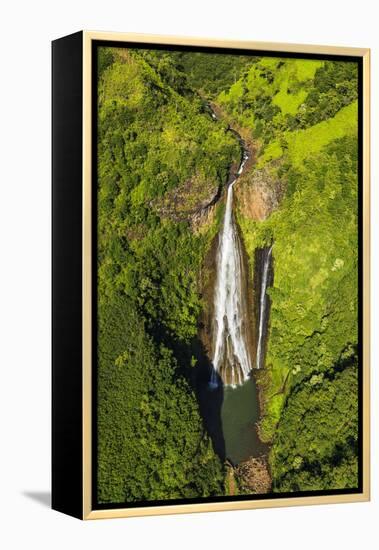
[
  {"xmin": 221, "ymin": 374, "xmax": 267, "ymax": 464},
  {"xmin": 194, "ymin": 343, "xmax": 267, "ymax": 465},
  {"xmin": 195, "ymin": 353, "xmax": 226, "ymax": 461},
  {"xmin": 187, "ymin": 335, "xmax": 266, "ymax": 467}
]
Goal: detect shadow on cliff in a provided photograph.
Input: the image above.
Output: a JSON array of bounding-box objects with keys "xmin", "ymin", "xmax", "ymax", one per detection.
[
  {"xmin": 192, "ymin": 339, "xmax": 226, "ymax": 461},
  {"xmin": 146, "ymin": 321, "xmax": 226, "ymax": 462},
  {"xmin": 170, "ymin": 335, "xmax": 226, "ymax": 462}
]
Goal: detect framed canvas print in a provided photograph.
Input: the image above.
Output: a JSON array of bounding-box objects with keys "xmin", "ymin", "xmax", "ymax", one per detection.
[{"xmin": 52, "ymin": 31, "xmax": 370, "ymax": 520}]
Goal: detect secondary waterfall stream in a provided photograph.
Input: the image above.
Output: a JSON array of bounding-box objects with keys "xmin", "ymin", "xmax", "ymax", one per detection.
[{"xmin": 256, "ymin": 246, "xmax": 273, "ymax": 369}]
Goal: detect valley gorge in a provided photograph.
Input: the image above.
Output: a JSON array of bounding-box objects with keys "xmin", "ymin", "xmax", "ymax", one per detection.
[{"xmin": 97, "ymin": 47, "xmax": 360, "ymax": 503}]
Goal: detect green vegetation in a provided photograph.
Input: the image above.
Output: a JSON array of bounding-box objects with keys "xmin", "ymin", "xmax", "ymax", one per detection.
[
  {"xmin": 258, "ymin": 100, "xmax": 358, "ymax": 166},
  {"xmin": 160, "ymin": 51, "xmax": 254, "ymax": 97},
  {"xmin": 98, "ymin": 295, "xmax": 224, "ymax": 502},
  {"xmin": 97, "ymin": 47, "xmax": 240, "ymax": 503},
  {"xmin": 223, "ymin": 57, "xmax": 359, "ymax": 491},
  {"xmin": 98, "ymin": 47, "xmax": 239, "ymax": 342},
  {"xmin": 97, "ymin": 46, "xmax": 360, "ymax": 500},
  {"xmin": 270, "ymin": 352, "xmax": 359, "ymax": 491},
  {"xmin": 219, "ymin": 58, "xmax": 358, "ymax": 148}
]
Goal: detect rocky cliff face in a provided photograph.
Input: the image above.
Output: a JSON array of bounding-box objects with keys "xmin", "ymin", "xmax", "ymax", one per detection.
[
  {"xmin": 190, "ymin": 202, "xmax": 218, "ymax": 233},
  {"xmin": 234, "ymin": 165, "xmax": 285, "ymax": 222},
  {"xmin": 153, "ymin": 157, "xmax": 242, "ymax": 233},
  {"xmin": 153, "ymin": 172, "xmax": 221, "ymax": 224}
]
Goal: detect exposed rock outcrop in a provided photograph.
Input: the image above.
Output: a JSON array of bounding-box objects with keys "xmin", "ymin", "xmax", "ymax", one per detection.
[
  {"xmin": 235, "ymin": 165, "xmax": 285, "ymax": 221},
  {"xmin": 235, "ymin": 455, "xmax": 271, "ymax": 494},
  {"xmin": 153, "ymin": 154, "xmax": 243, "ymax": 232},
  {"xmin": 190, "ymin": 202, "xmax": 218, "ymax": 233},
  {"xmin": 153, "ymin": 172, "xmax": 222, "ymax": 226}
]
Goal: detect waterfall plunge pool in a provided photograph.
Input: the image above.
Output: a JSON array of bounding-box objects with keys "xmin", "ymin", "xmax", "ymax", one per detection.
[
  {"xmin": 199, "ymin": 372, "xmax": 268, "ymax": 466},
  {"xmin": 221, "ymin": 378, "xmax": 261, "ymax": 464},
  {"xmin": 221, "ymin": 376, "xmax": 267, "ymax": 464}
]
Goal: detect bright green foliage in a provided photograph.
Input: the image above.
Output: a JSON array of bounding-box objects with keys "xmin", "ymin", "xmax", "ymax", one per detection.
[
  {"xmin": 272, "ymin": 59, "xmax": 322, "ymax": 115},
  {"xmin": 97, "ymin": 45, "xmax": 360, "ymax": 498},
  {"xmin": 98, "ymin": 295, "xmax": 224, "ymax": 503},
  {"xmin": 238, "ymin": 136, "xmax": 358, "ymax": 450},
  {"xmin": 300, "ymin": 60, "xmax": 359, "ymax": 126},
  {"xmin": 218, "ymin": 57, "xmax": 321, "ymax": 143},
  {"xmin": 264, "ymin": 141, "xmax": 359, "ymax": 492},
  {"xmin": 218, "ymin": 57, "xmax": 358, "ymax": 152},
  {"xmin": 258, "ymin": 100, "xmax": 358, "ymax": 167},
  {"xmin": 97, "ymin": 47, "xmax": 239, "ymax": 343}
]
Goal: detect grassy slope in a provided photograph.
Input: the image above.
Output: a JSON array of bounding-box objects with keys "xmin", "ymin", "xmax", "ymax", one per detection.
[
  {"xmin": 272, "ymin": 59, "xmax": 323, "ymax": 115},
  {"xmin": 259, "ymin": 100, "xmax": 358, "ymax": 166},
  {"xmin": 218, "ymin": 58, "xmax": 323, "ymax": 142}
]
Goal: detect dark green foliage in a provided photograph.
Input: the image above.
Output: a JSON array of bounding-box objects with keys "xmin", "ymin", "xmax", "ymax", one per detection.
[
  {"xmin": 225, "ymin": 58, "xmax": 360, "ymax": 491},
  {"xmin": 97, "ymin": 47, "xmax": 115, "ymax": 77},
  {"xmin": 297, "ymin": 61, "xmax": 358, "ymax": 127},
  {"xmin": 98, "ymin": 295, "xmax": 224, "ymax": 503},
  {"xmin": 264, "ymin": 142, "xmax": 359, "ymax": 492},
  {"xmin": 118, "ymin": 221, "xmax": 206, "ymax": 342},
  {"xmin": 239, "ymin": 137, "xmax": 358, "ymax": 474},
  {"xmin": 137, "ymin": 49, "xmax": 195, "ymax": 97},
  {"xmin": 270, "ymin": 352, "xmax": 358, "ymax": 492},
  {"xmin": 166, "ymin": 52, "xmax": 254, "ymax": 96},
  {"xmin": 97, "ymin": 47, "xmax": 239, "ymax": 344}
]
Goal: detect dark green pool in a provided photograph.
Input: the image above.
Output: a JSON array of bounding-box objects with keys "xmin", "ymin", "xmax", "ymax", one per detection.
[{"xmin": 221, "ymin": 376, "xmax": 266, "ymax": 464}]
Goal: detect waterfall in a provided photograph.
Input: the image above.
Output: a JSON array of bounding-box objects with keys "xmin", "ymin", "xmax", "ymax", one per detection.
[
  {"xmin": 256, "ymin": 246, "xmax": 273, "ymax": 369},
  {"xmin": 210, "ymin": 151, "xmax": 252, "ymax": 388}
]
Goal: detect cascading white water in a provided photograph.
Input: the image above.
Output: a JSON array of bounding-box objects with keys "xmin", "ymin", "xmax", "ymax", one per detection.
[
  {"xmin": 210, "ymin": 151, "xmax": 251, "ymax": 389},
  {"xmin": 256, "ymin": 246, "xmax": 273, "ymax": 369}
]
